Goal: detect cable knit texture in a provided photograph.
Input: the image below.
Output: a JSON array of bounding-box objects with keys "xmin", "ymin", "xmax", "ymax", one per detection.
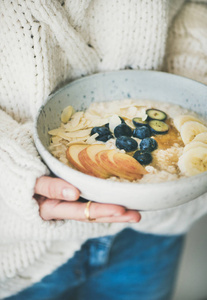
[{"xmin": 0, "ymin": 0, "xmax": 207, "ymax": 297}]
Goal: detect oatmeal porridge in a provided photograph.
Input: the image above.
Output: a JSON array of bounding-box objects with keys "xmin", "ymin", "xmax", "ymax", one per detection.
[{"xmin": 48, "ymin": 99, "xmax": 207, "ymax": 183}]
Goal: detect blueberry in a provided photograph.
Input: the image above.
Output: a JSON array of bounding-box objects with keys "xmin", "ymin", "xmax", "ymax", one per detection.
[
  {"xmin": 96, "ymin": 134, "xmax": 114, "ymax": 142},
  {"xmin": 140, "ymin": 137, "xmax": 158, "ymax": 152},
  {"xmin": 133, "ymin": 151, "xmax": 152, "ymax": 165},
  {"xmin": 132, "ymin": 126, "xmax": 151, "ymax": 139},
  {"xmin": 91, "ymin": 126, "xmax": 114, "ymax": 142},
  {"xmin": 114, "ymin": 123, "xmax": 132, "ymax": 138},
  {"xmin": 91, "ymin": 126, "xmax": 111, "ymax": 136},
  {"xmin": 116, "ymin": 136, "xmax": 138, "ymax": 152}
]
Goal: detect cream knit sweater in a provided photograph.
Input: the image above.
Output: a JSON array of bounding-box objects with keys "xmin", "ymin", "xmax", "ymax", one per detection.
[{"xmin": 0, "ymin": 0, "xmax": 207, "ymax": 298}]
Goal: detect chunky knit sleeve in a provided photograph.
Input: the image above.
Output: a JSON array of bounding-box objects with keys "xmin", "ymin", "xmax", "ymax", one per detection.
[
  {"xmin": 0, "ymin": 0, "xmax": 96, "ymax": 223},
  {"xmin": 0, "ymin": 1, "xmax": 115, "ymax": 285},
  {"xmin": 0, "ymin": 107, "xmax": 120, "ymax": 284},
  {"xmin": 0, "ymin": 110, "xmax": 49, "ymax": 220},
  {"xmin": 165, "ymin": 1, "xmax": 207, "ymax": 84}
]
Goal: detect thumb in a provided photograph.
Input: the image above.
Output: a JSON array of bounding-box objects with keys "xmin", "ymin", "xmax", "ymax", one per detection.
[{"xmin": 34, "ymin": 176, "xmax": 80, "ymax": 201}]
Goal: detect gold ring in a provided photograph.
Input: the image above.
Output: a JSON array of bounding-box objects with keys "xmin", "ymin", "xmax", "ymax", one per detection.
[{"xmin": 84, "ymin": 201, "xmax": 96, "ymax": 221}]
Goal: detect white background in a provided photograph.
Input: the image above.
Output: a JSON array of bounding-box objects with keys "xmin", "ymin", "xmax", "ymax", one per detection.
[{"xmin": 173, "ymin": 214, "xmax": 207, "ymax": 300}]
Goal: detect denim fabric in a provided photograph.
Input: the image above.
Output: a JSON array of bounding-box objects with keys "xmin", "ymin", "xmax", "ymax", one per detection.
[{"xmin": 6, "ymin": 229, "xmax": 185, "ymax": 300}]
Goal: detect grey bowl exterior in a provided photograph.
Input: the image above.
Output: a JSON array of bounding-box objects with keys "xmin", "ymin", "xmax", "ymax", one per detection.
[{"xmin": 34, "ymin": 70, "xmax": 207, "ymax": 210}]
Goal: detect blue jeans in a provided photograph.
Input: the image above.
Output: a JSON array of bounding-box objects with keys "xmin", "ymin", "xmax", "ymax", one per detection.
[{"xmin": 6, "ymin": 229, "xmax": 185, "ymax": 300}]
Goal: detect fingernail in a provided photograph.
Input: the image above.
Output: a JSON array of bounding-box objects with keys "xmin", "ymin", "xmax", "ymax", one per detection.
[
  {"xmin": 62, "ymin": 188, "xmax": 77, "ymax": 200},
  {"xmin": 128, "ymin": 219, "xmax": 139, "ymax": 223},
  {"xmin": 114, "ymin": 212, "xmax": 122, "ymax": 217}
]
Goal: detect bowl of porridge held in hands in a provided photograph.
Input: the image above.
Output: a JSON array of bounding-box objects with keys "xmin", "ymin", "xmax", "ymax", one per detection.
[{"xmin": 34, "ymin": 70, "xmax": 207, "ymax": 210}]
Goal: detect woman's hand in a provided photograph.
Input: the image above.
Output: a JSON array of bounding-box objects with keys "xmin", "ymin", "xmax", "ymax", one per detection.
[{"xmin": 34, "ymin": 176, "xmax": 141, "ymax": 223}]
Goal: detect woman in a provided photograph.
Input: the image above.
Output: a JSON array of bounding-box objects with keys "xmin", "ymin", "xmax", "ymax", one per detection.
[{"xmin": 0, "ymin": 1, "xmax": 207, "ymax": 299}]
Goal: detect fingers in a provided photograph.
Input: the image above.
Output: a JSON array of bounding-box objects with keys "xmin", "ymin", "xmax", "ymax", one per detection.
[
  {"xmin": 94, "ymin": 209, "xmax": 141, "ymax": 223},
  {"xmin": 35, "ymin": 176, "xmax": 141, "ymax": 223},
  {"xmin": 93, "ymin": 210, "xmax": 141, "ymax": 223},
  {"xmin": 39, "ymin": 199, "xmax": 141, "ymax": 223},
  {"xmin": 34, "ymin": 176, "xmax": 80, "ymax": 201}
]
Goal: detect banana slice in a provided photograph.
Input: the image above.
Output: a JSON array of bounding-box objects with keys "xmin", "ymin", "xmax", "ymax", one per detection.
[
  {"xmin": 180, "ymin": 121, "xmax": 207, "ymax": 145},
  {"xmin": 183, "ymin": 141, "xmax": 207, "ymax": 153},
  {"xmin": 178, "ymin": 146, "xmax": 207, "ymax": 176},
  {"xmin": 174, "ymin": 115, "xmax": 202, "ymax": 131},
  {"xmin": 61, "ymin": 105, "xmax": 75, "ymax": 123},
  {"xmin": 192, "ymin": 132, "xmax": 207, "ymax": 144}
]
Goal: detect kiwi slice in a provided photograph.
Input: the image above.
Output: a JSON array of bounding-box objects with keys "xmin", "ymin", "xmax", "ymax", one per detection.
[
  {"xmin": 132, "ymin": 117, "xmax": 149, "ymax": 127},
  {"xmin": 146, "ymin": 109, "xmax": 167, "ymax": 121},
  {"xmin": 149, "ymin": 120, "xmax": 169, "ymax": 134}
]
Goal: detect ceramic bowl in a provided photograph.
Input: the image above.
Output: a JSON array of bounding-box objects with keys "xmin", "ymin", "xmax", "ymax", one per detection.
[{"xmin": 34, "ymin": 70, "xmax": 207, "ymax": 210}]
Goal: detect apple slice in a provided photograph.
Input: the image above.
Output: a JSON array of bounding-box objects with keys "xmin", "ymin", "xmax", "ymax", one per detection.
[
  {"xmin": 113, "ymin": 152, "xmax": 147, "ymax": 175},
  {"xmin": 107, "ymin": 150, "xmax": 147, "ymax": 179},
  {"xmin": 96, "ymin": 150, "xmax": 122, "ymax": 177},
  {"xmin": 66, "ymin": 144, "xmax": 91, "ymax": 174},
  {"xmin": 96, "ymin": 150, "xmax": 145, "ymax": 181},
  {"xmin": 78, "ymin": 144, "xmax": 112, "ymax": 178}
]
